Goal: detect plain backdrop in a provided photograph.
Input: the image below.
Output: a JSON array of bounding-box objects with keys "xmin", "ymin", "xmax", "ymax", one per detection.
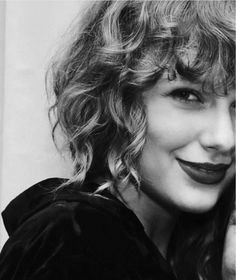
[{"xmin": 0, "ymin": 0, "xmax": 88, "ymax": 250}]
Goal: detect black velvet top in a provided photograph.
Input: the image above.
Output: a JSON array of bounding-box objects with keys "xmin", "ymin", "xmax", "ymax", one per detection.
[{"xmin": 0, "ymin": 178, "xmax": 177, "ymax": 280}]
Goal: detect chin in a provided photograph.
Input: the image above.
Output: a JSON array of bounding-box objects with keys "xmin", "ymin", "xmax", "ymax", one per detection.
[
  {"xmin": 177, "ymin": 193, "xmax": 220, "ymax": 214},
  {"xmin": 172, "ymin": 176, "xmax": 227, "ymax": 214},
  {"xmin": 180, "ymin": 203, "xmax": 216, "ymax": 214}
]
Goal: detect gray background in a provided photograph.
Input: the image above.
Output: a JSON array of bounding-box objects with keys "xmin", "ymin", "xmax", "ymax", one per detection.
[{"xmin": 0, "ymin": 0, "xmax": 88, "ymax": 249}]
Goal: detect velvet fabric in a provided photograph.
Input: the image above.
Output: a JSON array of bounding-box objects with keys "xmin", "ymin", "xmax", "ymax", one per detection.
[{"xmin": 0, "ymin": 178, "xmax": 177, "ymax": 280}]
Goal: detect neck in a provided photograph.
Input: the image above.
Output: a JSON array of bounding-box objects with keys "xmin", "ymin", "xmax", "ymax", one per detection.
[{"xmin": 117, "ymin": 185, "xmax": 178, "ymax": 258}]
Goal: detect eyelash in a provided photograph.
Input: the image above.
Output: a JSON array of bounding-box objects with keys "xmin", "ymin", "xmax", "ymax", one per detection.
[{"xmin": 167, "ymin": 88, "xmax": 203, "ymax": 104}]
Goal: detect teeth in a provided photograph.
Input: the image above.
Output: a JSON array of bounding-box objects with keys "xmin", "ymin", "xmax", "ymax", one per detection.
[
  {"xmin": 198, "ymin": 168, "xmax": 216, "ymax": 173},
  {"xmin": 195, "ymin": 166, "xmax": 223, "ymax": 173}
]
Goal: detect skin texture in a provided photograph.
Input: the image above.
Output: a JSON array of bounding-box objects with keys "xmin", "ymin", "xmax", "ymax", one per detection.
[
  {"xmin": 140, "ymin": 72, "xmax": 235, "ymax": 213},
  {"xmin": 121, "ymin": 71, "xmax": 235, "ymax": 262}
]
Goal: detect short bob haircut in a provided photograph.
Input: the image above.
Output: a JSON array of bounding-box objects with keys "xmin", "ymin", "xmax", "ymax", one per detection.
[
  {"xmin": 48, "ymin": 1, "xmax": 235, "ymax": 279},
  {"xmin": 48, "ymin": 0, "xmax": 235, "ymax": 192}
]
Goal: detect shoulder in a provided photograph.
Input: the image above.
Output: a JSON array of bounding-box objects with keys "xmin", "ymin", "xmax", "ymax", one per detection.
[
  {"xmin": 2, "ymin": 177, "xmax": 67, "ymax": 236},
  {"xmin": 0, "ymin": 178, "xmax": 133, "ymax": 279},
  {"xmin": 1, "ymin": 177, "xmax": 127, "ymax": 243}
]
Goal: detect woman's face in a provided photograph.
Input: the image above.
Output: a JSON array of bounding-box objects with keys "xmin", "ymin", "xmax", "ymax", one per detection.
[{"xmin": 139, "ymin": 71, "xmax": 235, "ymax": 213}]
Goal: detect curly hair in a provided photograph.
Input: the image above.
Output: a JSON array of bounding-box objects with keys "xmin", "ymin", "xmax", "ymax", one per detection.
[{"xmin": 47, "ymin": 1, "xmax": 235, "ymax": 279}]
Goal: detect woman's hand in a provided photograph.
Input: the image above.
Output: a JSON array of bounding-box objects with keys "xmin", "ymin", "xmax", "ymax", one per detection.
[{"xmin": 222, "ymin": 208, "xmax": 236, "ymax": 280}]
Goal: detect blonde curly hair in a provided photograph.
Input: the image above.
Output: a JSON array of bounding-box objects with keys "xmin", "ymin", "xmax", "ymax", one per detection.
[
  {"xmin": 47, "ymin": 1, "xmax": 235, "ymax": 279},
  {"xmin": 48, "ymin": 0, "xmax": 234, "ymax": 193}
]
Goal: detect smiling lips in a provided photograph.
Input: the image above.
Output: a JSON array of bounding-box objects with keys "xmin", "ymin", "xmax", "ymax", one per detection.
[{"xmin": 176, "ymin": 158, "xmax": 231, "ymax": 185}]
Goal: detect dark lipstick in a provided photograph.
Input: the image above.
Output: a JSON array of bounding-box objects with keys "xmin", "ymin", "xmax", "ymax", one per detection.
[{"xmin": 176, "ymin": 158, "xmax": 230, "ymax": 185}]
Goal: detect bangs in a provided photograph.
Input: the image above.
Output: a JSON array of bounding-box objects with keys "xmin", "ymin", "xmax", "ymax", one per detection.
[
  {"xmin": 172, "ymin": 0, "xmax": 235, "ymax": 93},
  {"xmin": 136, "ymin": 0, "xmax": 236, "ymax": 94},
  {"xmin": 173, "ymin": 5, "xmax": 235, "ymax": 94},
  {"xmin": 173, "ymin": 35, "xmax": 235, "ymax": 94}
]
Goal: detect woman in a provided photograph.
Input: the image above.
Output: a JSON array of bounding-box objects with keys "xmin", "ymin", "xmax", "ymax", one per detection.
[{"xmin": 0, "ymin": 1, "xmax": 235, "ymax": 279}]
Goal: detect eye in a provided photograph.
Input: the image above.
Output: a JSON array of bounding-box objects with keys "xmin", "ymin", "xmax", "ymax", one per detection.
[{"xmin": 167, "ymin": 88, "xmax": 203, "ymax": 104}]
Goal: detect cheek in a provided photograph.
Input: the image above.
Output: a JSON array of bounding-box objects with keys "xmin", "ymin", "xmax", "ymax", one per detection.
[{"xmin": 146, "ymin": 103, "xmax": 195, "ymax": 151}]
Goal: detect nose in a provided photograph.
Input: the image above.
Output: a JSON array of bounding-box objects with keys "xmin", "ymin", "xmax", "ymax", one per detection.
[{"xmin": 199, "ymin": 108, "xmax": 235, "ymax": 155}]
